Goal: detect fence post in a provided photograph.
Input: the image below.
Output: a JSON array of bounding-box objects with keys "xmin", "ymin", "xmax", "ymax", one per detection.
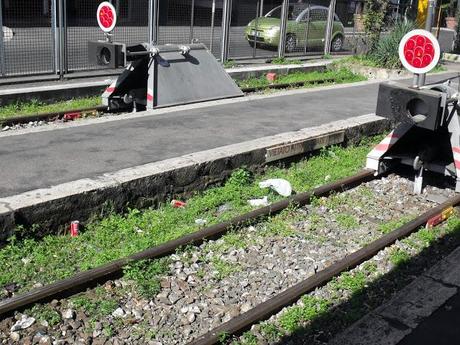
[
  {"xmin": 57, "ymin": 0, "xmax": 67, "ymax": 78},
  {"xmin": 190, "ymin": 0, "xmax": 195, "ymax": 43},
  {"xmin": 0, "ymin": 0, "xmax": 6, "ymax": 76},
  {"xmin": 148, "ymin": 0, "xmax": 159, "ymax": 44},
  {"xmin": 324, "ymin": 0, "xmax": 337, "ymax": 55},
  {"xmin": 278, "ymin": 0, "xmax": 289, "ymax": 58},
  {"xmin": 51, "ymin": 0, "xmax": 58, "ymax": 74},
  {"xmin": 210, "ymin": 0, "xmax": 216, "ymax": 52},
  {"xmin": 220, "ymin": 0, "xmax": 232, "ymax": 63}
]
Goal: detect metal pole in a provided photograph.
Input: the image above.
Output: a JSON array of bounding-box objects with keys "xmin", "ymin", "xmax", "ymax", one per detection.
[
  {"xmin": 304, "ymin": 2, "xmax": 311, "ymax": 54},
  {"xmin": 260, "ymin": 0, "xmax": 264, "ymax": 16},
  {"xmin": 418, "ymin": 0, "xmax": 436, "ymax": 86},
  {"xmin": 324, "ymin": 0, "xmax": 337, "ymax": 55},
  {"xmin": 190, "ymin": 0, "xmax": 195, "ymax": 43},
  {"xmin": 0, "ymin": 0, "xmax": 6, "ymax": 76},
  {"xmin": 148, "ymin": 0, "xmax": 159, "ymax": 44},
  {"xmin": 51, "ymin": 0, "xmax": 58, "ymax": 74},
  {"xmin": 253, "ymin": 1, "xmax": 259, "ymax": 58},
  {"xmin": 148, "ymin": 0, "xmax": 153, "ymax": 43},
  {"xmin": 278, "ymin": 0, "xmax": 289, "ymax": 58},
  {"xmin": 58, "ymin": 0, "xmax": 67, "ymax": 78},
  {"xmin": 209, "ymin": 0, "xmax": 215, "ymax": 52},
  {"xmin": 220, "ymin": 0, "xmax": 231, "ymax": 63}
]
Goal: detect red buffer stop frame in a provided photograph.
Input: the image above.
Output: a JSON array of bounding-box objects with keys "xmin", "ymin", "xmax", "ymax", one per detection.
[{"xmin": 398, "ymin": 29, "xmax": 440, "ymax": 74}]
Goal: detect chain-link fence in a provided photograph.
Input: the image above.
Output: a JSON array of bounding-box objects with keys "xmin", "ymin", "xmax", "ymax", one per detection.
[
  {"xmin": 0, "ymin": 0, "xmax": 445, "ymax": 79},
  {"xmin": 0, "ymin": 0, "xmax": 56, "ymax": 76}
]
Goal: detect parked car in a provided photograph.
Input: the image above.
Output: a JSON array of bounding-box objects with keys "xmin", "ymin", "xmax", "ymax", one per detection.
[{"xmin": 245, "ymin": 5, "xmax": 345, "ymax": 53}]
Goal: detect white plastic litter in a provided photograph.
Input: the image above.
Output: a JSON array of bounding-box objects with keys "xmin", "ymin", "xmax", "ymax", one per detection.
[
  {"xmin": 248, "ymin": 196, "xmax": 269, "ymax": 207},
  {"xmin": 195, "ymin": 219, "xmax": 207, "ymax": 226},
  {"xmin": 258, "ymin": 178, "xmax": 292, "ymax": 197},
  {"xmin": 10, "ymin": 315, "xmax": 35, "ymax": 331}
]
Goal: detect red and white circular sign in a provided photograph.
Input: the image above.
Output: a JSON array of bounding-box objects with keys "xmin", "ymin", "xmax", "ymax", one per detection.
[
  {"xmin": 97, "ymin": 2, "xmax": 117, "ymax": 33},
  {"xmin": 398, "ymin": 29, "xmax": 440, "ymax": 74}
]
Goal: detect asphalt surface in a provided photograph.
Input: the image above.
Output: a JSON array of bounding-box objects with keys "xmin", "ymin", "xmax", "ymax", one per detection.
[{"xmin": 0, "ymin": 72, "xmax": 457, "ymax": 197}]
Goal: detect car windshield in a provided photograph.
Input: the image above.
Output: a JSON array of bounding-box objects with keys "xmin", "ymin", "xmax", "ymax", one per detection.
[{"xmin": 265, "ymin": 5, "xmax": 306, "ymax": 20}]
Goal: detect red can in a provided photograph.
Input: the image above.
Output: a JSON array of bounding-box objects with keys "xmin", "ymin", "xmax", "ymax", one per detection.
[
  {"xmin": 171, "ymin": 199, "xmax": 186, "ymax": 208},
  {"xmin": 70, "ymin": 221, "xmax": 79, "ymax": 237}
]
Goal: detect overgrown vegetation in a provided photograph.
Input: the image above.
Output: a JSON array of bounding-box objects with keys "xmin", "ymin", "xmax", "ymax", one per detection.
[
  {"xmin": 363, "ymin": 0, "xmax": 390, "ymax": 53},
  {"xmin": 0, "ymin": 96, "xmax": 101, "ymax": 120},
  {"xmin": 0, "ymin": 137, "xmax": 379, "ymax": 296},
  {"xmin": 237, "ymin": 68, "xmax": 366, "ymax": 89},
  {"xmin": 368, "ymin": 21, "xmax": 416, "ymax": 69}
]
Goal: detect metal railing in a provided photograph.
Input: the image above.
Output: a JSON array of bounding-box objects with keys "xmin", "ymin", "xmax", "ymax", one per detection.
[{"xmin": 0, "ymin": 0, "xmax": 403, "ymax": 80}]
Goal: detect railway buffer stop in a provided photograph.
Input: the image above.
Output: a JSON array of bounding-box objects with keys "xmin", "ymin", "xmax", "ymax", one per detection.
[
  {"xmin": 88, "ymin": 1, "xmax": 242, "ymax": 112},
  {"xmin": 366, "ymin": 29, "xmax": 460, "ymax": 194}
]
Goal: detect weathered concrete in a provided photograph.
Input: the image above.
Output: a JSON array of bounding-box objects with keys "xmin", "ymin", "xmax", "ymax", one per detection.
[
  {"xmin": 330, "ymin": 246, "xmax": 460, "ymax": 345},
  {"xmin": 377, "ymin": 276, "xmax": 457, "ymax": 329},
  {"xmin": 328, "ymin": 313, "xmax": 411, "ymax": 345},
  {"xmin": 0, "ymin": 114, "xmax": 389, "ymax": 242}
]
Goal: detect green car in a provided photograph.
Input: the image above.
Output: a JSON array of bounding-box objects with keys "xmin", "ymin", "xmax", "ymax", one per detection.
[{"xmin": 245, "ymin": 4, "xmax": 345, "ymax": 53}]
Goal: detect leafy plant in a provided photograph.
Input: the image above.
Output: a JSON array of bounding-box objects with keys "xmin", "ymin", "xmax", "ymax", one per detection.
[{"xmin": 368, "ymin": 21, "xmax": 416, "ymax": 69}]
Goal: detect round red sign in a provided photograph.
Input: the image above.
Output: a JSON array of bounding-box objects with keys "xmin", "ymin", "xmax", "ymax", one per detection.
[
  {"xmin": 97, "ymin": 2, "xmax": 117, "ymax": 33},
  {"xmin": 399, "ymin": 29, "xmax": 440, "ymax": 74}
]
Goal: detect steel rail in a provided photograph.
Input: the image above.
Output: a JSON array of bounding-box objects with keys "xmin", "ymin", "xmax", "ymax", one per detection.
[
  {"xmin": 0, "ymin": 105, "xmax": 107, "ymax": 127},
  {"xmin": 189, "ymin": 193, "xmax": 460, "ymax": 345},
  {"xmin": 0, "ymin": 169, "xmax": 375, "ymax": 317}
]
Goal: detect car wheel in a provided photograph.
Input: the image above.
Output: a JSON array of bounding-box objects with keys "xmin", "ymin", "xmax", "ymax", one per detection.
[
  {"xmin": 285, "ymin": 34, "xmax": 296, "ymax": 53},
  {"xmin": 331, "ymin": 35, "xmax": 343, "ymax": 52}
]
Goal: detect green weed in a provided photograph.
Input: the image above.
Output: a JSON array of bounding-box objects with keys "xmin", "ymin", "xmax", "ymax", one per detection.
[
  {"xmin": 0, "ymin": 96, "xmax": 101, "ymax": 120},
  {"xmin": 25, "ymin": 304, "xmax": 61, "ymax": 326},
  {"xmin": 336, "ymin": 213, "xmax": 359, "ymax": 229},
  {"xmin": 389, "ymin": 247, "xmax": 410, "ymax": 267},
  {"xmin": 124, "ymin": 259, "xmax": 168, "ymax": 298}
]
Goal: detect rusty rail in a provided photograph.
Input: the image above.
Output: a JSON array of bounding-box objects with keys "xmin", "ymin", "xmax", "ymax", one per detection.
[{"xmin": 0, "ymin": 169, "xmax": 375, "ymax": 316}]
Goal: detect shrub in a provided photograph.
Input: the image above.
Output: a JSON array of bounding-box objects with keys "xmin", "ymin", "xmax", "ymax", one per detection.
[{"xmin": 368, "ymin": 21, "xmax": 416, "ymax": 69}]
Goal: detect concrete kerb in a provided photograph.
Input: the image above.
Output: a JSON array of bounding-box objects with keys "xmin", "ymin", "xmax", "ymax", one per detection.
[
  {"xmin": 0, "ymin": 114, "xmax": 389, "ymax": 242},
  {"xmin": 328, "ymin": 246, "xmax": 460, "ymax": 345},
  {"xmin": 0, "ymin": 61, "xmax": 330, "ymax": 107}
]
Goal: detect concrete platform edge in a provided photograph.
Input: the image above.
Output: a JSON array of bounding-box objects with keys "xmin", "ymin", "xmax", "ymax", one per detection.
[{"xmin": 0, "ymin": 114, "xmax": 388, "ymax": 241}]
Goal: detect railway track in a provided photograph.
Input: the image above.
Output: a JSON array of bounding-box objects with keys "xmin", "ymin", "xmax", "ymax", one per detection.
[
  {"xmin": 1, "ymin": 170, "xmax": 460, "ymax": 344},
  {"xmin": 0, "ymin": 77, "xmax": 341, "ymax": 129}
]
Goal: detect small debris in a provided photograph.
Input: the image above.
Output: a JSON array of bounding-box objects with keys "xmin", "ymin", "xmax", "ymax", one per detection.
[
  {"xmin": 10, "ymin": 315, "xmax": 35, "ymax": 331},
  {"xmin": 216, "ymin": 203, "xmax": 232, "ymax": 215},
  {"xmin": 195, "ymin": 219, "xmax": 207, "ymax": 226},
  {"xmin": 112, "ymin": 307, "xmax": 126, "ymax": 318},
  {"xmin": 259, "ymin": 178, "xmax": 292, "ymax": 196},
  {"xmin": 9, "ymin": 332, "xmax": 20, "ymax": 342},
  {"xmin": 61, "ymin": 308, "xmax": 75, "ymax": 320},
  {"xmin": 248, "ymin": 196, "xmax": 269, "ymax": 207},
  {"xmin": 266, "ymin": 72, "xmax": 277, "ymax": 83},
  {"xmin": 2, "ymin": 125, "xmax": 10, "ymax": 131},
  {"xmin": 171, "ymin": 199, "xmax": 187, "ymax": 208}
]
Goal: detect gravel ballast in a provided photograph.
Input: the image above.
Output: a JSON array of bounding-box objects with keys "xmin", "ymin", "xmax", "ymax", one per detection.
[{"xmin": 0, "ymin": 174, "xmax": 458, "ymax": 345}]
